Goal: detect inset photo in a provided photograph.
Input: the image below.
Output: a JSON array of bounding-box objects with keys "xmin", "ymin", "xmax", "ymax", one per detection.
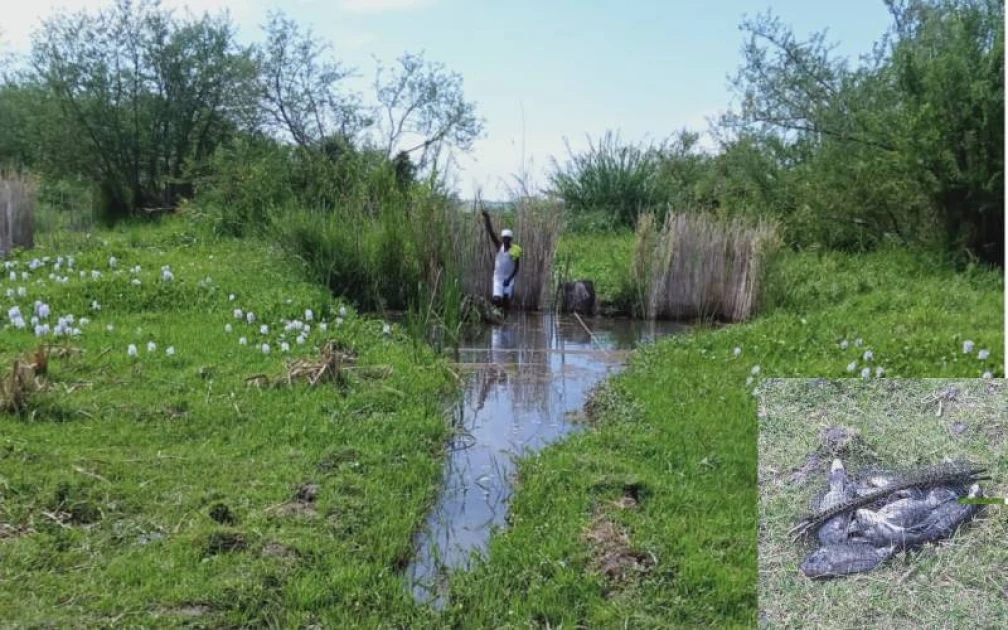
[{"xmin": 758, "ymin": 378, "xmax": 1007, "ymax": 629}]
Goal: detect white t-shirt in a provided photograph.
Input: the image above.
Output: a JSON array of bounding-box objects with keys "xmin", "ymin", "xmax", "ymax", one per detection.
[{"xmin": 493, "ymin": 244, "xmax": 516, "ymax": 280}]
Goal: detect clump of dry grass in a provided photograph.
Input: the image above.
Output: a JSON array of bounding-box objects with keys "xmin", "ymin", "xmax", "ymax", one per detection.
[
  {"xmin": 0, "ymin": 171, "xmax": 37, "ymax": 257},
  {"xmin": 245, "ymin": 341, "xmax": 391, "ymax": 389},
  {"xmin": 0, "ymin": 347, "xmax": 51, "ymax": 414},
  {"xmin": 634, "ymin": 210, "xmax": 778, "ymax": 322}
]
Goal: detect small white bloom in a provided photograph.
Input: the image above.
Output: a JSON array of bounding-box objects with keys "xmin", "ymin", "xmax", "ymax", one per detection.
[
  {"xmin": 37, "ymin": 303, "xmax": 50, "ymax": 319},
  {"xmin": 335, "ymin": 317, "xmax": 343, "ymax": 327},
  {"xmin": 854, "ymin": 338, "xmax": 863, "ymax": 348},
  {"xmin": 750, "ymin": 365, "xmax": 760, "ymax": 375},
  {"xmin": 382, "ymin": 323, "xmax": 392, "ymax": 336},
  {"xmin": 978, "ymin": 349, "xmax": 990, "ymax": 361},
  {"xmin": 745, "ymin": 376, "xmax": 753, "ymax": 386},
  {"xmin": 839, "ymin": 339, "xmax": 849, "ymax": 350},
  {"xmin": 861, "ymin": 367, "xmax": 871, "ymax": 378},
  {"xmin": 847, "ymin": 361, "xmax": 857, "ymax": 372},
  {"xmin": 246, "ymin": 311, "xmax": 255, "ymax": 324},
  {"xmin": 982, "ymin": 371, "xmax": 993, "ymax": 379},
  {"xmin": 132, "ymin": 278, "xmax": 141, "ymax": 286},
  {"xmin": 229, "ymin": 293, "xmax": 235, "ymax": 301},
  {"xmin": 303, "ymin": 324, "xmax": 310, "ymax": 334},
  {"xmin": 106, "ymin": 324, "xmax": 114, "ymax": 332},
  {"xmin": 875, "ymin": 367, "xmax": 885, "ymax": 378},
  {"xmin": 233, "ymin": 308, "xmax": 243, "ymax": 319},
  {"xmin": 127, "ymin": 344, "xmax": 137, "ymax": 356},
  {"xmin": 225, "ymin": 323, "xmax": 233, "ymax": 333},
  {"xmin": 166, "ymin": 346, "xmax": 175, "ymax": 356},
  {"xmin": 260, "ymin": 324, "xmax": 269, "ymax": 335},
  {"xmin": 239, "ymin": 336, "xmax": 247, "ymax": 345},
  {"xmin": 92, "ymin": 270, "xmax": 102, "ymax": 279},
  {"xmin": 79, "ymin": 317, "xmax": 89, "ymax": 325},
  {"xmin": 339, "ymin": 306, "xmax": 347, "ymax": 318},
  {"xmin": 963, "ymin": 340, "xmax": 974, "ymax": 354},
  {"xmin": 863, "ymin": 350, "xmax": 873, "ymax": 362},
  {"xmin": 161, "ymin": 269, "xmax": 174, "ymax": 281},
  {"xmin": 80, "ymin": 270, "xmax": 87, "ymax": 279},
  {"xmin": 280, "ymin": 341, "xmax": 290, "ymax": 352},
  {"xmin": 733, "ymin": 346, "xmax": 742, "ymax": 357},
  {"xmin": 296, "ymin": 335, "xmax": 306, "ymax": 345},
  {"xmin": 319, "ymin": 322, "xmax": 328, "ymax": 331},
  {"xmin": 71, "ymin": 327, "xmax": 81, "ymax": 336},
  {"xmin": 17, "ymin": 286, "xmax": 26, "ymax": 298},
  {"xmin": 147, "ymin": 341, "xmax": 156, "ymax": 353},
  {"xmin": 261, "ymin": 343, "xmax": 270, "ymax": 354},
  {"xmin": 8, "ymin": 271, "xmax": 15, "ymax": 281},
  {"xmin": 109, "ymin": 256, "xmax": 117, "ymax": 268},
  {"xmin": 305, "ymin": 309, "xmax": 314, "ymax": 321}
]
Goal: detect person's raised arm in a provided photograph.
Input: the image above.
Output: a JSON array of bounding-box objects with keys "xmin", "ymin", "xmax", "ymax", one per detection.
[{"xmin": 480, "ymin": 209, "xmax": 501, "ymax": 249}]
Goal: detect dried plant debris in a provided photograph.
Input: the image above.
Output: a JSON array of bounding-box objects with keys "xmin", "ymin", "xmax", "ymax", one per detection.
[
  {"xmin": 793, "ymin": 457, "xmax": 989, "ymax": 579},
  {"xmin": 246, "ymin": 341, "xmax": 391, "ymax": 389}
]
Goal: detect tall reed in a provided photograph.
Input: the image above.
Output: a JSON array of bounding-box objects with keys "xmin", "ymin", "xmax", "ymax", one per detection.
[
  {"xmin": 0, "ymin": 171, "xmax": 37, "ymax": 257},
  {"xmin": 635, "ymin": 210, "xmax": 778, "ymax": 322}
]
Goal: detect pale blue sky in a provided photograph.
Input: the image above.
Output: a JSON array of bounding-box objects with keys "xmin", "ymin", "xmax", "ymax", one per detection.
[{"xmin": 2, "ymin": 0, "xmax": 895, "ymax": 199}]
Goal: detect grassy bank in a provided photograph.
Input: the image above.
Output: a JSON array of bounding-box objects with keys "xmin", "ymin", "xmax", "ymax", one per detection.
[
  {"xmin": 442, "ymin": 247, "xmax": 1003, "ymax": 628},
  {"xmin": 0, "ymin": 218, "xmax": 458, "ymax": 627}
]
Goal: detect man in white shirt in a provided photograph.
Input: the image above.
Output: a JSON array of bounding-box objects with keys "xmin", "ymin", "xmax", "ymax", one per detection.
[{"xmin": 480, "ymin": 209, "xmax": 522, "ymax": 308}]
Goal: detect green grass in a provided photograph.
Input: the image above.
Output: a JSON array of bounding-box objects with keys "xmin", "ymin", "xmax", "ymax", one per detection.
[
  {"xmin": 0, "ymin": 218, "xmax": 457, "ymax": 627},
  {"xmin": 1, "ymin": 217, "xmax": 1003, "ymax": 628},
  {"xmin": 555, "ymin": 230, "xmax": 636, "ymax": 311},
  {"xmin": 758, "ymin": 378, "xmax": 1007, "ymax": 629},
  {"xmin": 440, "ymin": 247, "xmax": 1003, "ymax": 628}
]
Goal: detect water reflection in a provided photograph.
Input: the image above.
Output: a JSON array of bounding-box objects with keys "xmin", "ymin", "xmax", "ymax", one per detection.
[{"xmin": 406, "ymin": 313, "xmax": 688, "ymax": 607}]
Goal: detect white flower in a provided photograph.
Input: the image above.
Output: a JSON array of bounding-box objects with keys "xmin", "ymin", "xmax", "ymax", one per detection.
[
  {"xmin": 382, "ymin": 323, "xmax": 392, "ymax": 336},
  {"xmin": 37, "ymin": 303, "xmax": 50, "ymax": 319},
  {"xmin": 335, "ymin": 317, "xmax": 343, "ymax": 327},
  {"xmin": 319, "ymin": 322, "xmax": 328, "ymax": 331},
  {"xmin": 861, "ymin": 367, "xmax": 871, "ymax": 378},
  {"xmin": 339, "ymin": 306, "xmax": 347, "ymax": 318},
  {"xmin": 239, "ymin": 336, "xmax": 247, "ymax": 345},
  {"xmin": 862, "ymin": 350, "xmax": 873, "ymax": 362},
  {"xmin": 982, "ymin": 371, "xmax": 993, "ymax": 379},
  {"xmin": 79, "ymin": 317, "xmax": 89, "ymax": 325},
  {"xmin": 127, "ymin": 344, "xmax": 137, "ymax": 356},
  {"xmin": 303, "ymin": 324, "xmax": 310, "ymax": 334},
  {"xmin": 978, "ymin": 349, "xmax": 990, "ymax": 361},
  {"xmin": 131, "ymin": 278, "xmax": 141, "ymax": 286},
  {"xmin": 875, "ymin": 367, "xmax": 885, "ymax": 377},
  {"xmin": 839, "ymin": 339, "xmax": 848, "ymax": 350},
  {"xmin": 92, "ymin": 270, "xmax": 102, "ymax": 279},
  {"xmin": 847, "ymin": 361, "xmax": 857, "ymax": 372},
  {"xmin": 147, "ymin": 341, "xmax": 156, "ymax": 353},
  {"xmin": 132, "ymin": 265, "xmax": 142, "ymax": 274},
  {"xmin": 750, "ymin": 365, "xmax": 760, "ymax": 375},
  {"xmin": 229, "ymin": 293, "xmax": 235, "ymax": 301},
  {"xmin": 8, "ymin": 271, "xmax": 15, "ymax": 281},
  {"xmin": 225, "ymin": 323, "xmax": 233, "ymax": 333},
  {"xmin": 305, "ymin": 309, "xmax": 314, "ymax": 321},
  {"xmin": 80, "ymin": 271, "xmax": 87, "ymax": 279},
  {"xmin": 963, "ymin": 340, "xmax": 974, "ymax": 354},
  {"xmin": 91, "ymin": 301, "xmax": 101, "ymax": 311},
  {"xmin": 745, "ymin": 376, "xmax": 753, "ymax": 386},
  {"xmin": 166, "ymin": 346, "xmax": 175, "ymax": 356},
  {"xmin": 280, "ymin": 341, "xmax": 290, "ymax": 352},
  {"xmin": 733, "ymin": 346, "xmax": 742, "ymax": 357},
  {"xmin": 106, "ymin": 324, "xmax": 114, "ymax": 331},
  {"xmin": 109, "ymin": 256, "xmax": 118, "ymax": 268},
  {"xmin": 854, "ymin": 338, "xmax": 863, "ymax": 348},
  {"xmin": 161, "ymin": 269, "xmax": 174, "ymax": 281},
  {"xmin": 260, "ymin": 324, "xmax": 269, "ymax": 335},
  {"xmin": 71, "ymin": 327, "xmax": 81, "ymax": 336},
  {"xmin": 16, "ymin": 286, "xmax": 26, "ymax": 297},
  {"xmin": 246, "ymin": 311, "xmax": 256, "ymax": 324},
  {"xmin": 296, "ymin": 335, "xmax": 306, "ymax": 345},
  {"xmin": 233, "ymin": 308, "xmax": 243, "ymax": 319},
  {"xmin": 261, "ymin": 343, "xmax": 270, "ymax": 354}
]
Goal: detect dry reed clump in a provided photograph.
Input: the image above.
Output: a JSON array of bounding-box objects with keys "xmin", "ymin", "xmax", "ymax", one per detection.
[
  {"xmin": 0, "ymin": 171, "xmax": 37, "ymax": 257},
  {"xmin": 0, "ymin": 347, "xmax": 52, "ymax": 414},
  {"xmin": 245, "ymin": 341, "xmax": 391, "ymax": 389},
  {"xmin": 635, "ymin": 210, "xmax": 778, "ymax": 323}
]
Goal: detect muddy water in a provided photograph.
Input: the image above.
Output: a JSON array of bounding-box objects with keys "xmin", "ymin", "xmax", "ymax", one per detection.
[{"xmin": 406, "ymin": 312, "xmax": 688, "ymax": 606}]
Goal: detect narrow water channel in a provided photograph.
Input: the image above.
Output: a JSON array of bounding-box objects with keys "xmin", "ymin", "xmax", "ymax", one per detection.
[{"xmin": 406, "ymin": 312, "xmax": 688, "ymax": 607}]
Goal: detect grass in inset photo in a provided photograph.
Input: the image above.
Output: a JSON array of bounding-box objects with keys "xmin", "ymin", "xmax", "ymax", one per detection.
[{"xmin": 758, "ymin": 378, "xmax": 1008, "ymax": 629}]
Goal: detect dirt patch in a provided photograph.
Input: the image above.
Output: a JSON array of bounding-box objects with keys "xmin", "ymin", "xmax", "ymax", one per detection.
[
  {"xmin": 203, "ymin": 532, "xmax": 247, "ymax": 556},
  {"xmin": 789, "ymin": 425, "xmax": 875, "ymax": 485},
  {"xmin": 583, "ymin": 511, "xmax": 655, "ymax": 586},
  {"xmin": 208, "ymin": 502, "xmax": 236, "ymax": 525},
  {"xmin": 270, "ymin": 482, "xmax": 320, "ymax": 518},
  {"xmin": 262, "ymin": 540, "xmax": 296, "ymax": 559},
  {"xmin": 165, "ymin": 604, "xmax": 212, "ymax": 617}
]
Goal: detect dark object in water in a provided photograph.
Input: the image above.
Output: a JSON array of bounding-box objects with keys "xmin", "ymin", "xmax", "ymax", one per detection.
[
  {"xmin": 561, "ymin": 280, "xmax": 596, "ymax": 315},
  {"xmin": 800, "ymin": 542, "xmax": 896, "ymax": 579}
]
